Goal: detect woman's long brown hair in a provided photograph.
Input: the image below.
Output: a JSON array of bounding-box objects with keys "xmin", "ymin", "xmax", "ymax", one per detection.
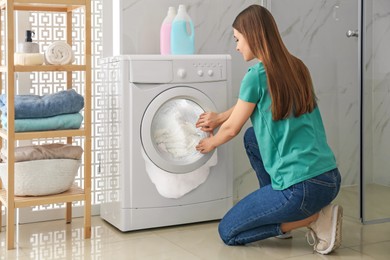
[{"xmin": 233, "ymin": 5, "xmax": 317, "ymax": 120}]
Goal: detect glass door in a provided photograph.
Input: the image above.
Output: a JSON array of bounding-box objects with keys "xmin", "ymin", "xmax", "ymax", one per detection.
[
  {"xmin": 141, "ymin": 87, "xmax": 216, "ymax": 173},
  {"xmin": 361, "ymin": 0, "xmax": 390, "ymax": 223}
]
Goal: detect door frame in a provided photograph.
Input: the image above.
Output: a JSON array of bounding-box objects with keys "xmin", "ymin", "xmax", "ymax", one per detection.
[{"xmin": 141, "ymin": 86, "xmax": 217, "ymax": 173}]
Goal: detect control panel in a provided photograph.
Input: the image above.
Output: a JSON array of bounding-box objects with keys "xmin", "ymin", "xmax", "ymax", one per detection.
[
  {"xmin": 124, "ymin": 55, "xmax": 230, "ymax": 84},
  {"xmin": 172, "ymin": 59, "xmax": 227, "ymax": 83}
]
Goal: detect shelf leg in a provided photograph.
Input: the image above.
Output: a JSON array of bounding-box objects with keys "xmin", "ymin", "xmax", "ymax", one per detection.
[
  {"xmin": 0, "ymin": 179, "xmax": 2, "ymax": 232},
  {"xmin": 6, "ymin": 206, "xmax": 15, "ymax": 250},
  {"xmin": 84, "ymin": 200, "xmax": 91, "ymax": 239},
  {"xmin": 0, "ymin": 200, "xmax": 2, "ymax": 232},
  {"xmin": 65, "ymin": 202, "xmax": 72, "ymax": 224}
]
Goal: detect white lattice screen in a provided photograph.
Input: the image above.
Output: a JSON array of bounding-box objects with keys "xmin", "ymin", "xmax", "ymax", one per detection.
[
  {"xmin": 30, "ymin": 0, "xmax": 104, "ymax": 213},
  {"xmin": 0, "ymin": 0, "xmax": 104, "ymax": 221}
]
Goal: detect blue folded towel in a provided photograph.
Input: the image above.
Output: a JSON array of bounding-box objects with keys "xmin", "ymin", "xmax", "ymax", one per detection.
[
  {"xmin": 0, "ymin": 89, "xmax": 84, "ymax": 119},
  {"xmin": 1, "ymin": 113, "xmax": 83, "ymax": 132}
]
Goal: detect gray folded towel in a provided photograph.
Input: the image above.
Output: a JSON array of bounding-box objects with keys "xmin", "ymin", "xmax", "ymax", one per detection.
[{"xmin": 1, "ymin": 143, "xmax": 83, "ymax": 162}]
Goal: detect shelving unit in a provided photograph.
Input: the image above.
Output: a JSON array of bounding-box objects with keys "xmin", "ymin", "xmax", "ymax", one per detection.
[{"xmin": 0, "ymin": 0, "xmax": 91, "ymax": 250}]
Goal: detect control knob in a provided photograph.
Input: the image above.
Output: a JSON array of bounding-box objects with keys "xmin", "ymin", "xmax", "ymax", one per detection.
[{"xmin": 177, "ymin": 68, "xmax": 186, "ymax": 79}]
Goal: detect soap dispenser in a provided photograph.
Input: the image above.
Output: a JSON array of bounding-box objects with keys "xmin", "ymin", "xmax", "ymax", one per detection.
[
  {"xmin": 14, "ymin": 30, "xmax": 44, "ymax": 66},
  {"xmin": 171, "ymin": 5, "xmax": 195, "ymax": 55},
  {"xmin": 160, "ymin": 6, "xmax": 176, "ymax": 55},
  {"xmin": 19, "ymin": 30, "xmax": 39, "ymax": 53}
]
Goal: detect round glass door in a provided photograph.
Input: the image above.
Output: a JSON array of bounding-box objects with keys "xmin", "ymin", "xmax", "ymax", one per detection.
[{"xmin": 141, "ymin": 87, "xmax": 216, "ymax": 173}]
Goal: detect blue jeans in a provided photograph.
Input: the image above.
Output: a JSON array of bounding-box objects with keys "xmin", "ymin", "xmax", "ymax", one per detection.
[{"xmin": 218, "ymin": 127, "xmax": 341, "ymax": 245}]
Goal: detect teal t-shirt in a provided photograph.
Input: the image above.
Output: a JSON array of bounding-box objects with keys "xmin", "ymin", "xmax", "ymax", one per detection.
[{"xmin": 239, "ymin": 62, "xmax": 337, "ymax": 190}]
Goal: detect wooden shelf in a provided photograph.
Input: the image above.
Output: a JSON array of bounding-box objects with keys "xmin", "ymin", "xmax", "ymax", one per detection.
[
  {"xmin": 0, "ymin": 65, "xmax": 86, "ymax": 72},
  {"xmin": 0, "ymin": 128, "xmax": 87, "ymax": 140},
  {"xmin": 15, "ymin": 65, "xmax": 87, "ymax": 72},
  {"xmin": 0, "ymin": 184, "xmax": 85, "ymax": 208},
  {"xmin": 0, "ymin": 0, "xmax": 86, "ymax": 12},
  {"xmin": 0, "ymin": 0, "xmax": 92, "ymax": 250}
]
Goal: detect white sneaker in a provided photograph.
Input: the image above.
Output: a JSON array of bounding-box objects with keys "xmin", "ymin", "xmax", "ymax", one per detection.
[
  {"xmin": 306, "ymin": 204, "xmax": 343, "ymax": 255},
  {"xmin": 275, "ymin": 231, "xmax": 293, "ymax": 239}
]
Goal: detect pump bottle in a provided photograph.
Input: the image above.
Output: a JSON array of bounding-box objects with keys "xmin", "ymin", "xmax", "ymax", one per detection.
[{"xmin": 19, "ymin": 30, "xmax": 39, "ymax": 53}]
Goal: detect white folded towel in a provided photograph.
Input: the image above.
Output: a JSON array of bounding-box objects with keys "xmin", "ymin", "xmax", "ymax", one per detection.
[{"xmin": 44, "ymin": 41, "xmax": 75, "ymax": 65}]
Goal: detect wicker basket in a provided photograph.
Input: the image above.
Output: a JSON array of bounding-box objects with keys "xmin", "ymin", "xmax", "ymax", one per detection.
[{"xmin": 0, "ymin": 159, "xmax": 80, "ymax": 196}]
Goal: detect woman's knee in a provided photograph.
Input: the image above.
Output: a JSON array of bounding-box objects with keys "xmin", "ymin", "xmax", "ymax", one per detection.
[
  {"xmin": 244, "ymin": 127, "xmax": 255, "ymax": 143},
  {"xmin": 244, "ymin": 127, "xmax": 258, "ymax": 150},
  {"xmin": 218, "ymin": 221, "xmax": 236, "ymax": 245}
]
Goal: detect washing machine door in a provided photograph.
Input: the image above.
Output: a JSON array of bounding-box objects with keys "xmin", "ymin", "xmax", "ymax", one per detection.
[{"xmin": 141, "ymin": 87, "xmax": 217, "ymax": 174}]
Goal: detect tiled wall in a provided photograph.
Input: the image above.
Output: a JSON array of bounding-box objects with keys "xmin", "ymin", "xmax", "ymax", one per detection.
[
  {"xmin": 103, "ymin": 0, "xmax": 390, "ymax": 201},
  {"xmin": 103, "ymin": 0, "xmax": 263, "ymax": 201}
]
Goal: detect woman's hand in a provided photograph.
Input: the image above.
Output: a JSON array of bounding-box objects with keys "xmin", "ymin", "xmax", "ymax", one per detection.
[
  {"xmin": 196, "ymin": 100, "xmax": 255, "ymax": 154},
  {"xmin": 196, "ymin": 112, "xmax": 220, "ymax": 132},
  {"xmin": 196, "ymin": 133, "xmax": 216, "ymax": 154}
]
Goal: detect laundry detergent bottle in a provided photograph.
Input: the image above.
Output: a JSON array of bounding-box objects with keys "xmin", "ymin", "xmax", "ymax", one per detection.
[
  {"xmin": 160, "ymin": 6, "xmax": 176, "ymax": 55},
  {"xmin": 171, "ymin": 5, "xmax": 195, "ymax": 55}
]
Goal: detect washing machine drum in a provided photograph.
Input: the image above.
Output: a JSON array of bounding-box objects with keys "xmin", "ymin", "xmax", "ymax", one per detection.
[{"xmin": 141, "ymin": 87, "xmax": 217, "ymax": 174}]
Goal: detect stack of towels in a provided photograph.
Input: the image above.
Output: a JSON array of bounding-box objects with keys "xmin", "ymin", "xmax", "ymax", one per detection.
[{"xmin": 0, "ymin": 89, "xmax": 84, "ymax": 132}]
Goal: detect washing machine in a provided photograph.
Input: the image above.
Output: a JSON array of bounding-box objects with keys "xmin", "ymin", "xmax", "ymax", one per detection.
[{"xmin": 100, "ymin": 55, "xmax": 233, "ymax": 231}]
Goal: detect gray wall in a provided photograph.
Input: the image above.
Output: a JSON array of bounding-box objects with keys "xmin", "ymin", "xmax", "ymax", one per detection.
[{"xmin": 103, "ymin": 0, "xmax": 364, "ymax": 201}]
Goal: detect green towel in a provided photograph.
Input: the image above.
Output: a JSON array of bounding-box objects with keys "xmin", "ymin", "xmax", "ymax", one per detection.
[{"xmin": 2, "ymin": 113, "xmax": 83, "ymax": 132}]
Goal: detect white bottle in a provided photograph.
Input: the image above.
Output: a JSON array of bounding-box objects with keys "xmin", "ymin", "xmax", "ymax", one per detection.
[
  {"xmin": 19, "ymin": 30, "xmax": 39, "ymax": 53},
  {"xmin": 171, "ymin": 5, "xmax": 195, "ymax": 55},
  {"xmin": 160, "ymin": 7, "xmax": 176, "ymax": 55}
]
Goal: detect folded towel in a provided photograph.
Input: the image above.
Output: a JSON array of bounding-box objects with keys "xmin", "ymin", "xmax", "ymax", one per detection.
[
  {"xmin": 1, "ymin": 113, "xmax": 83, "ymax": 132},
  {"xmin": 14, "ymin": 53, "xmax": 45, "ymax": 66},
  {"xmin": 0, "ymin": 89, "xmax": 84, "ymax": 119},
  {"xmin": 44, "ymin": 41, "xmax": 75, "ymax": 65},
  {"xmin": 1, "ymin": 143, "xmax": 83, "ymax": 162}
]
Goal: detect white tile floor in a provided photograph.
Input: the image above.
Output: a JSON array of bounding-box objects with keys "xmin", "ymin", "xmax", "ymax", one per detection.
[
  {"xmin": 1, "ymin": 191, "xmax": 390, "ymax": 259},
  {"xmin": 333, "ymin": 184, "xmax": 390, "ymax": 221},
  {"xmin": 2, "ymin": 215, "xmax": 390, "ymax": 259}
]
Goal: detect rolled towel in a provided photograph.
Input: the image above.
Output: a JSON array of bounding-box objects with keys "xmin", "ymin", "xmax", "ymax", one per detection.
[
  {"xmin": 0, "ymin": 89, "xmax": 84, "ymax": 119},
  {"xmin": 44, "ymin": 41, "xmax": 75, "ymax": 65}
]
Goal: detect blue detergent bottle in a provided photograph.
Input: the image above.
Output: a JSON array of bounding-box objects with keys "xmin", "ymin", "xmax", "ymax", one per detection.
[{"xmin": 171, "ymin": 5, "xmax": 195, "ymax": 54}]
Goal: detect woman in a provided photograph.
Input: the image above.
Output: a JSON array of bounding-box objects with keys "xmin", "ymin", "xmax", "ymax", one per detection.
[{"xmin": 195, "ymin": 5, "xmax": 342, "ymax": 255}]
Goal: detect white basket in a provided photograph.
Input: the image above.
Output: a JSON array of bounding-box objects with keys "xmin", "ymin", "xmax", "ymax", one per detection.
[{"xmin": 0, "ymin": 159, "xmax": 80, "ymax": 196}]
